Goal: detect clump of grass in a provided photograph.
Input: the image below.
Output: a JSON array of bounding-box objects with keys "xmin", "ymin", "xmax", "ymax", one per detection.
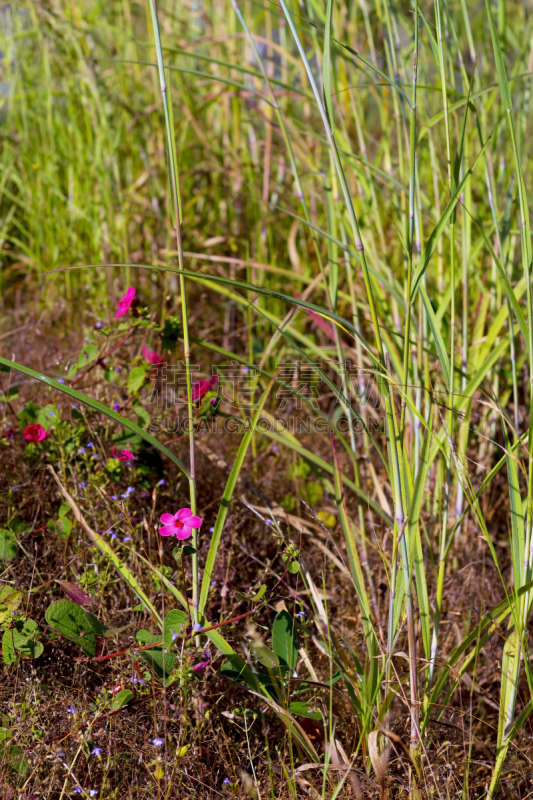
[{"xmin": 2, "ymin": 0, "xmax": 533, "ymax": 797}]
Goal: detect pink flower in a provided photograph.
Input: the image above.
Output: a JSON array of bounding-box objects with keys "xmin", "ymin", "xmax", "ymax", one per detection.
[
  {"xmin": 192, "ymin": 660, "xmax": 210, "ymax": 672},
  {"xmin": 115, "ymin": 287, "xmax": 136, "ymax": 319},
  {"xmin": 159, "ymin": 508, "xmax": 202, "ymax": 540},
  {"xmin": 191, "ymin": 375, "xmax": 217, "ymax": 402},
  {"xmin": 23, "ymin": 423, "xmax": 49, "ymax": 443},
  {"xmin": 112, "ymin": 446, "xmax": 135, "ymax": 462},
  {"xmin": 142, "ymin": 347, "xmax": 164, "ymax": 366}
]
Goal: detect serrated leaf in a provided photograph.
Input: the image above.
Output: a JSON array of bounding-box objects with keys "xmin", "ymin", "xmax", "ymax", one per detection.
[
  {"xmin": 128, "ymin": 366, "xmax": 148, "ymax": 395},
  {"xmin": 0, "ymin": 529, "xmax": 18, "ymax": 562},
  {"xmin": 112, "ymin": 688, "xmax": 134, "ymax": 711},
  {"xmin": 272, "ymin": 610, "xmax": 298, "ymax": 671}
]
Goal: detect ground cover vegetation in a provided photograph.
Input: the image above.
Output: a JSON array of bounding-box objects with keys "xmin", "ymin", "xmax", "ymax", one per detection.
[{"xmin": 1, "ymin": 0, "xmax": 533, "ymax": 796}]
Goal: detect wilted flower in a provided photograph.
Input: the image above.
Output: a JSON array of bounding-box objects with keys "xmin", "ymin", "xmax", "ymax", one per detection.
[
  {"xmin": 115, "ymin": 287, "xmax": 136, "ymax": 319},
  {"xmin": 159, "ymin": 508, "xmax": 202, "ymax": 540},
  {"xmin": 23, "ymin": 424, "xmax": 49, "ymax": 443}
]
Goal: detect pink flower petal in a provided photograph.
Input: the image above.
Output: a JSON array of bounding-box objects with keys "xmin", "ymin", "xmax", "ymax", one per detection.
[
  {"xmin": 160, "ymin": 513, "xmax": 176, "ymax": 525},
  {"xmin": 184, "ymin": 515, "xmax": 202, "ymax": 529},
  {"xmin": 175, "ymin": 527, "xmax": 192, "ymax": 541},
  {"xmin": 159, "ymin": 525, "xmax": 176, "ymax": 537},
  {"xmin": 176, "ymin": 508, "xmax": 193, "ymax": 521}
]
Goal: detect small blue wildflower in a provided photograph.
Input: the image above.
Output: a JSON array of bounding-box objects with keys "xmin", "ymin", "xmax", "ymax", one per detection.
[
  {"xmin": 265, "ymin": 519, "xmax": 271, "ymax": 525},
  {"xmin": 48, "ymin": 411, "xmax": 55, "ymax": 416},
  {"xmin": 77, "ymin": 448, "xmax": 86, "ymax": 455},
  {"xmin": 209, "ymin": 526, "xmax": 214, "ymax": 533},
  {"xmin": 110, "ymin": 495, "xmax": 117, "ymax": 500},
  {"xmin": 111, "ymin": 534, "xmax": 118, "ymax": 541},
  {"xmin": 170, "ymin": 629, "xmax": 180, "ymax": 642},
  {"xmin": 73, "ymin": 788, "xmax": 83, "ymax": 794},
  {"xmin": 120, "ymin": 493, "xmax": 128, "ymax": 499},
  {"xmin": 223, "ymin": 778, "xmax": 231, "ymax": 785},
  {"xmin": 193, "ymin": 623, "xmax": 203, "ymax": 632},
  {"xmin": 78, "ymin": 482, "xmax": 86, "ymax": 489},
  {"xmin": 87, "ymin": 441, "xmax": 95, "ymax": 448},
  {"xmin": 118, "ymin": 513, "xmax": 123, "ymax": 517},
  {"xmin": 130, "ymin": 676, "xmax": 145, "ymax": 685},
  {"xmin": 152, "ymin": 738, "xmax": 164, "ymax": 747},
  {"xmin": 157, "ymin": 479, "xmax": 166, "ymax": 486},
  {"xmin": 113, "ymin": 403, "xmax": 120, "ymax": 411},
  {"xmin": 123, "ymin": 536, "xmax": 131, "ymax": 543},
  {"xmin": 91, "ymin": 747, "xmax": 102, "ymax": 757},
  {"xmin": 58, "ymin": 752, "xmax": 65, "ymax": 757},
  {"xmin": 66, "ymin": 705, "xmax": 76, "ymax": 715},
  {"xmin": 92, "ymin": 454, "xmax": 100, "ymax": 459},
  {"xmin": 9, "ymin": 487, "xmax": 18, "ymax": 492},
  {"xmin": 58, "ymin": 378, "xmax": 65, "ymax": 384},
  {"xmin": 89, "ymin": 792, "xmax": 98, "ymax": 798},
  {"xmin": 272, "ymin": 445, "xmax": 279, "ymax": 451},
  {"xmin": 114, "ymin": 367, "xmax": 120, "ymax": 373},
  {"xmin": 96, "ymin": 320, "xmax": 103, "ymax": 328},
  {"xmin": 126, "ymin": 486, "xmax": 135, "ymax": 494},
  {"xmin": 296, "ymin": 611, "xmax": 307, "ymax": 619},
  {"xmin": 72, "ymin": 404, "xmax": 79, "ymax": 409}
]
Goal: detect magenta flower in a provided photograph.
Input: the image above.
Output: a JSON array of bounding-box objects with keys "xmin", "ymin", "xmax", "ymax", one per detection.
[
  {"xmin": 23, "ymin": 423, "xmax": 49, "ymax": 443},
  {"xmin": 159, "ymin": 508, "xmax": 202, "ymax": 540},
  {"xmin": 192, "ymin": 660, "xmax": 210, "ymax": 672},
  {"xmin": 115, "ymin": 287, "xmax": 136, "ymax": 319},
  {"xmin": 191, "ymin": 375, "xmax": 217, "ymax": 402},
  {"xmin": 111, "ymin": 446, "xmax": 135, "ymax": 462},
  {"xmin": 142, "ymin": 347, "xmax": 164, "ymax": 366}
]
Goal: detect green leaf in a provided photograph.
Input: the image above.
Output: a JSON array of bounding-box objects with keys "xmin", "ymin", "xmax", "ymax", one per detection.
[
  {"xmin": 137, "ymin": 639, "xmax": 176, "ymax": 679},
  {"xmin": 287, "ymin": 561, "xmax": 300, "ymax": 574},
  {"xmin": 272, "ymin": 610, "xmax": 298, "ymax": 671},
  {"xmin": 0, "ymin": 529, "xmax": 18, "ymax": 562},
  {"xmin": 323, "ymin": 0, "xmax": 334, "ymax": 131},
  {"xmin": 134, "ymin": 404, "xmax": 151, "ymax": 429},
  {"xmin": 47, "ymin": 517, "xmax": 72, "ymax": 540},
  {"xmin": 2, "ymin": 629, "xmax": 17, "ymax": 665},
  {"xmin": 78, "ymin": 344, "xmax": 99, "ymax": 369},
  {"xmin": 0, "ymin": 587, "xmax": 22, "ymax": 627},
  {"xmin": 112, "ymin": 688, "xmax": 134, "ymax": 711},
  {"xmin": 128, "ymin": 366, "xmax": 148, "ymax": 395},
  {"xmin": 410, "ymin": 125, "xmax": 497, "ymax": 301},
  {"xmin": 289, "ymin": 701, "xmax": 322, "ymax": 720},
  {"xmin": 37, "ymin": 403, "xmax": 60, "ymax": 429},
  {"xmin": 163, "ymin": 609, "xmax": 188, "ymax": 650},
  {"xmin": 58, "ymin": 503, "xmax": 71, "ymax": 518},
  {"xmin": 44, "ymin": 600, "xmax": 109, "ymax": 657},
  {"xmin": 198, "ymin": 377, "xmax": 276, "ymax": 617}
]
